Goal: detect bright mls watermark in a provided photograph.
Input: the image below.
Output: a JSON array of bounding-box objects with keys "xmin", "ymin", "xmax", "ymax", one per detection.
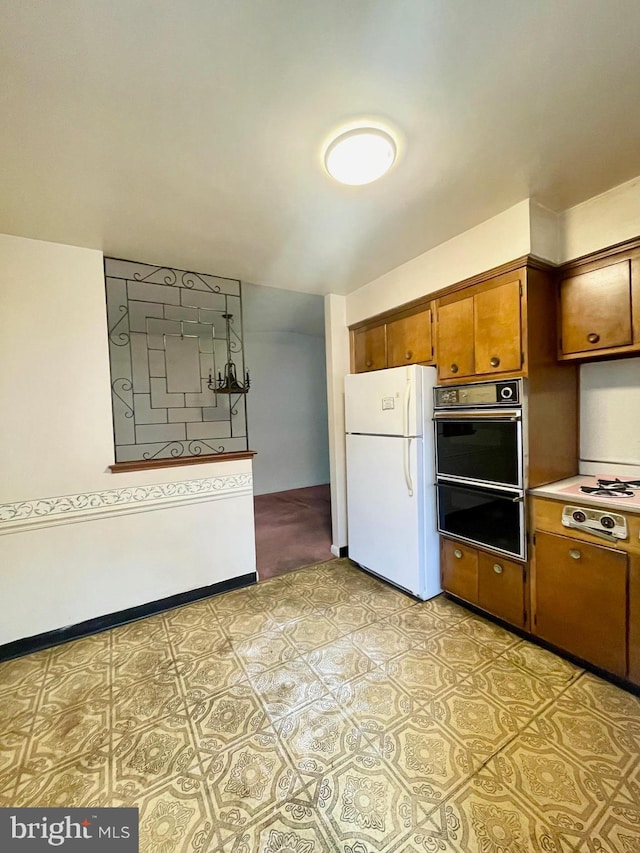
[{"xmin": 0, "ymin": 809, "xmax": 138, "ymax": 851}]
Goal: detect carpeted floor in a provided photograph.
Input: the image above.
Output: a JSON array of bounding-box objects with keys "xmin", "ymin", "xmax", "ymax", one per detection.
[{"xmin": 253, "ymin": 484, "xmax": 332, "ymax": 580}]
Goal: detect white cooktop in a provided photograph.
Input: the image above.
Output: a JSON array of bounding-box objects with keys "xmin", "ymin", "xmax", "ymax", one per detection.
[{"xmin": 529, "ymin": 475, "xmax": 640, "ymax": 513}]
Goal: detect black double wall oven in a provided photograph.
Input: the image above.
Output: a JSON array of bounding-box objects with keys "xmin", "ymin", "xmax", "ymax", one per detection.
[{"xmin": 434, "ymin": 379, "xmax": 526, "ymax": 560}]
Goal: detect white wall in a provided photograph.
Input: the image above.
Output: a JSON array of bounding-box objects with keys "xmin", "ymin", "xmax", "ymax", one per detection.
[
  {"xmin": 243, "ymin": 283, "xmax": 329, "ymax": 495},
  {"xmin": 559, "ymin": 175, "xmax": 640, "ymax": 262},
  {"xmin": 346, "ymin": 199, "xmax": 532, "ymax": 325},
  {"xmin": 529, "ymin": 201, "xmax": 560, "ymax": 264},
  {"xmin": 324, "ymin": 294, "xmax": 350, "ymax": 553},
  {"xmin": 0, "ymin": 233, "xmax": 256, "ymax": 645},
  {"xmin": 579, "ymin": 358, "xmax": 640, "ymax": 476}
]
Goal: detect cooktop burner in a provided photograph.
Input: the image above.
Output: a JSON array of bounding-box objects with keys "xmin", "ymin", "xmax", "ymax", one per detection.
[
  {"xmin": 580, "ymin": 486, "xmax": 635, "ymax": 498},
  {"xmin": 580, "ymin": 478, "xmax": 640, "ymax": 498}
]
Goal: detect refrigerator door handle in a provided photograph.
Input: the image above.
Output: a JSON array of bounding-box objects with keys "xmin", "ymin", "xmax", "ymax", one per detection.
[
  {"xmin": 403, "ymin": 376, "xmax": 412, "ymax": 437},
  {"xmin": 404, "ymin": 437, "xmax": 414, "ymax": 497}
]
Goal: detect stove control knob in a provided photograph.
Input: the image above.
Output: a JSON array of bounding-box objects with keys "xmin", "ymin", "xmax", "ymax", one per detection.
[
  {"xmin": 601, "ymin": 515, "xmax": 615, "ymax": 530},
  {"xmin": 572, "ymin": 510, "xmax": 586, "ymax": 523}
]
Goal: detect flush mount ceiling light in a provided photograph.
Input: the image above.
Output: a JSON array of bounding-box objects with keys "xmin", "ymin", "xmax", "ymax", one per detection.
[{"xmin": 324, "ymin": 127, "xmax": 397, "ymax": 185}]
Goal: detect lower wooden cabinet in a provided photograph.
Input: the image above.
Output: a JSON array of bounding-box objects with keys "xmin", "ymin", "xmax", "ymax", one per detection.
[
  {"xmin": 441, "ymin": 538, "xmax": 526, "ymax": 629},
  {"xmin": 478, "ymin": 552, "xmax": 526, "ymax": 629},
  {"xmin": 441, "ymin": 539, "xmax": 478, "ymax": 602},
  {"xmin": 627, "ymin": 554, "xmax": 640, "ymax": 684},
  {"xmin": 533, "ymin": 531, "xmax": 627, "ymax": 678}
]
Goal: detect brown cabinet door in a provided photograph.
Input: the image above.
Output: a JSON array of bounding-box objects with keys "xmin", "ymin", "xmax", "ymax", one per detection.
[
  {"xmin": 437, "ymin": 297, "xmax": 474, "ymax": 380},
  {"xmin": 441, "ymin": 539, "xmax": 478, "ymax": 603},
  {"xmin": 629, "ymin": 554, "xmax": 640, "ymax": 685},
  {"xmin": 387, "ymin": 308, "xmax": 433, "ymax": 367},
  {"xmin": 478, "ymin": 552, "xmax": 526, "ymax": 628},
  {"xmin": 534, "ymin": 531, "xmax": 627, "ymax": 677},
  {"xmin": 474, "ymin": 279, "xmax": 522, "ymax": 375},
  {"xmin": 560, "ymin": 260, "xmax": 632, "ymax": 355},
  {"xmin": 353, "ymin": 325, "xmax": 387, "ymax": 372}
]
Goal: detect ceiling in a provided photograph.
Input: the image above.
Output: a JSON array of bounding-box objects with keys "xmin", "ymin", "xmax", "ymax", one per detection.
[{"xmin": 2, "ymin": 1, "xmax": 640, "ymax": 296}]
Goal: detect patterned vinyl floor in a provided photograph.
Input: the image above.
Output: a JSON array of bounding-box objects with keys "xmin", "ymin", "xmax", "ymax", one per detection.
[{"xmin": 1, "ymin": 558, "xmax": 639, "ymax": 852}]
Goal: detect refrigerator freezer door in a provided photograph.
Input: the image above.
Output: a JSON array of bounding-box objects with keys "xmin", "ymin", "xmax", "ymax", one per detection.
[
  {"xmin": 345, "ymin": 365, "xmax": 423, "ymax": 437},
  {"xmin": 346, "ymin": 433, "xmax": 440, "ymax": 599}
]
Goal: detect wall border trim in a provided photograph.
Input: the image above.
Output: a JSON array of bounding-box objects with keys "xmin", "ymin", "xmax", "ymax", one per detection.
[{"xmin": 0, "ymin": 473, "xmax": 252, "ymax": 535}]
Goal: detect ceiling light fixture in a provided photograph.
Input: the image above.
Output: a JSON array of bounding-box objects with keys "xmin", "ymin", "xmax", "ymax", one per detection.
[{"xmin": 324, "ymin": 127, "xmax": 397, "ymax": 186}]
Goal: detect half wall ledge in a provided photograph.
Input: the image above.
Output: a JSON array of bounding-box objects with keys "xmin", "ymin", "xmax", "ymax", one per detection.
[{"xmin": 109, "ymin": 450, "xmax": 257, "ymax": 474}]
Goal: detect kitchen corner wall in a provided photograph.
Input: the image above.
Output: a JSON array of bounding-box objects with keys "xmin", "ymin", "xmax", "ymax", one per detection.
[
  {"xmin": 559, "ymin": 176, "xmax": 640, "ymax": 476},
  {"xmin": 328, "ymin": 200, "xmax": 534, "ymax": 553},
  {"xmin": 326, "ymin": 174, "xmax": 640, "ymax": 555},
  {"xmin": 345, "ymin": 199, "xmax": 532, "ymax": 325},
  {"xmin": 0, "ymin": 233, "xmax": 256, "ymax": 646}
]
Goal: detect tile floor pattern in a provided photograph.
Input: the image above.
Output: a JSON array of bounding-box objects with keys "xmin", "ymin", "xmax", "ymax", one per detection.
[{"xmin": 1, "ymin": 558, "xmax": 640, "ymax": 852}]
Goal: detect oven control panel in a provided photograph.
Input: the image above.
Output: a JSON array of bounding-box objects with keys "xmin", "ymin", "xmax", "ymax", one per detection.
[
  {"xmin": 434, "ymin": 379, "xmax": 521, "ymax": 408},
  {"xmin": 561, "ymin": 505, "xmax": 628, "ymax": 541}
]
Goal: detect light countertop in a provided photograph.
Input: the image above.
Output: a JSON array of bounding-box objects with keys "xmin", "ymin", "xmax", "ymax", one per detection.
[{"xmin": 528, "ymin": 475, "xmax": 640, "ymax": 514}]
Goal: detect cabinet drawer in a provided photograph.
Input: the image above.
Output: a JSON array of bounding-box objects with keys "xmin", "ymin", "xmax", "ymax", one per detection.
[
  {"xmin": 534, "ymin": 531, "xmax": 627, "ymax": 677},
  {"xmin": 478, "ymin": 552, "xmax": 526, "ymax": 628},
  {"xmin": 441, "ymin": 539, "xmax": 478, "ymax": 603}
]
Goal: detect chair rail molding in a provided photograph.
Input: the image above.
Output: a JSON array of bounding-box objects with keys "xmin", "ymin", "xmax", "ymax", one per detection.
[{"xmin": 0, "ymin": 473, "xmax": 252, "ymax": 535}]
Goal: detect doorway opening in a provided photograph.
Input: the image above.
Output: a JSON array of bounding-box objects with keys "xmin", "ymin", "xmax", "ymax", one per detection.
[
  {"xmin": 254, "ymin": 484, "xmax": 332, "ymax": 580},
  {"xmin": 243, "ymin": 283, "xmax": 331, "ymax": 581}
]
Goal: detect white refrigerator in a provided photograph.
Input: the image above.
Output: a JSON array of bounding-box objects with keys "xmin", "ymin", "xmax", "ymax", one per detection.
[{"xmin": 344, "ymin": 364, "xmax": 440, "ymax": 600}]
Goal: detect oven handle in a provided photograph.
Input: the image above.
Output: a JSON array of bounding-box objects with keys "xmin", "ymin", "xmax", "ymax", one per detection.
[
  {"xmin": 434, "ymin": 410, "xmax": 521, "ymax": 421},
  {"xmin": 436, "ymin": 480, "xmax": 524, "ymax": 502}
]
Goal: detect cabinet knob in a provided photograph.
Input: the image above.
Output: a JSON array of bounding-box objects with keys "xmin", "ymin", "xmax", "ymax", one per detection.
[
  {"xmin": 454, "ymin": 549, "xmax": 463, "ymax": 559},
  {"xmin": 450, "ymin": 364, "xmax": 459, "ymax": 374},
  {"xmin": 569, "ymin": 548, "xmax": 581, "ymax": 560},
  {"xmin": 587, "ymin": 333, "xmax": 600, "ymax": 344},
  {"xmin": 366, "ymin": 360, "xmax": 373, "ymax": 368},
  {"xmin": 493, "ymin": 563, "xmax": 503, "ymax": 574},
  {"xmin": 405, "ymin": 350, "xmax": 413, "ymax": 360},
  {"xmin": 490, "ymin": 356, "xmax": 501, "ymax": 368}
]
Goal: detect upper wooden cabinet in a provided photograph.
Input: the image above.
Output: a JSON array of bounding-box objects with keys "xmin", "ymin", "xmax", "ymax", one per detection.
[
  {"xmin": 474, "ymin": 279, "xmax": 522, "ymax": 375},
  {"xmin": 436, "ymin": 271, "xmax": 523, "ymax": 382},
  {"xmin": 387, "ymin": 307, "xmax": 433, "ymax": 367},
  {"xmin": 436, "ymin": 296, "xmax": 474, "ymax": 379},
  {"xmin": 350, "ymin": 303, "xmax": 434, "ymax": 373},
  {"xmin": 557, "ymin": 240, "xmax": 640, "ymax": 361},
  {"xmin": 353, "ymin": 324, "xmax": 387, "ymax": 373}
]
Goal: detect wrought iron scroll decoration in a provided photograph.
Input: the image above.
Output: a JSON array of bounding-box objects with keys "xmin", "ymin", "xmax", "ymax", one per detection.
[{"xmin": 105, "ymin": 258, "xmax": 249, "ymax": 463}]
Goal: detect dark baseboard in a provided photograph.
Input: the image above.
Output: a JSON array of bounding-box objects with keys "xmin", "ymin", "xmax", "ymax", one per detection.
[
  {"xmin": 444, "ymin": 593, "xmax": 640, "ymax": 698},
  {"xmin": 0, "ymin": 572, "xmax": 257, "ymax": 664}
]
